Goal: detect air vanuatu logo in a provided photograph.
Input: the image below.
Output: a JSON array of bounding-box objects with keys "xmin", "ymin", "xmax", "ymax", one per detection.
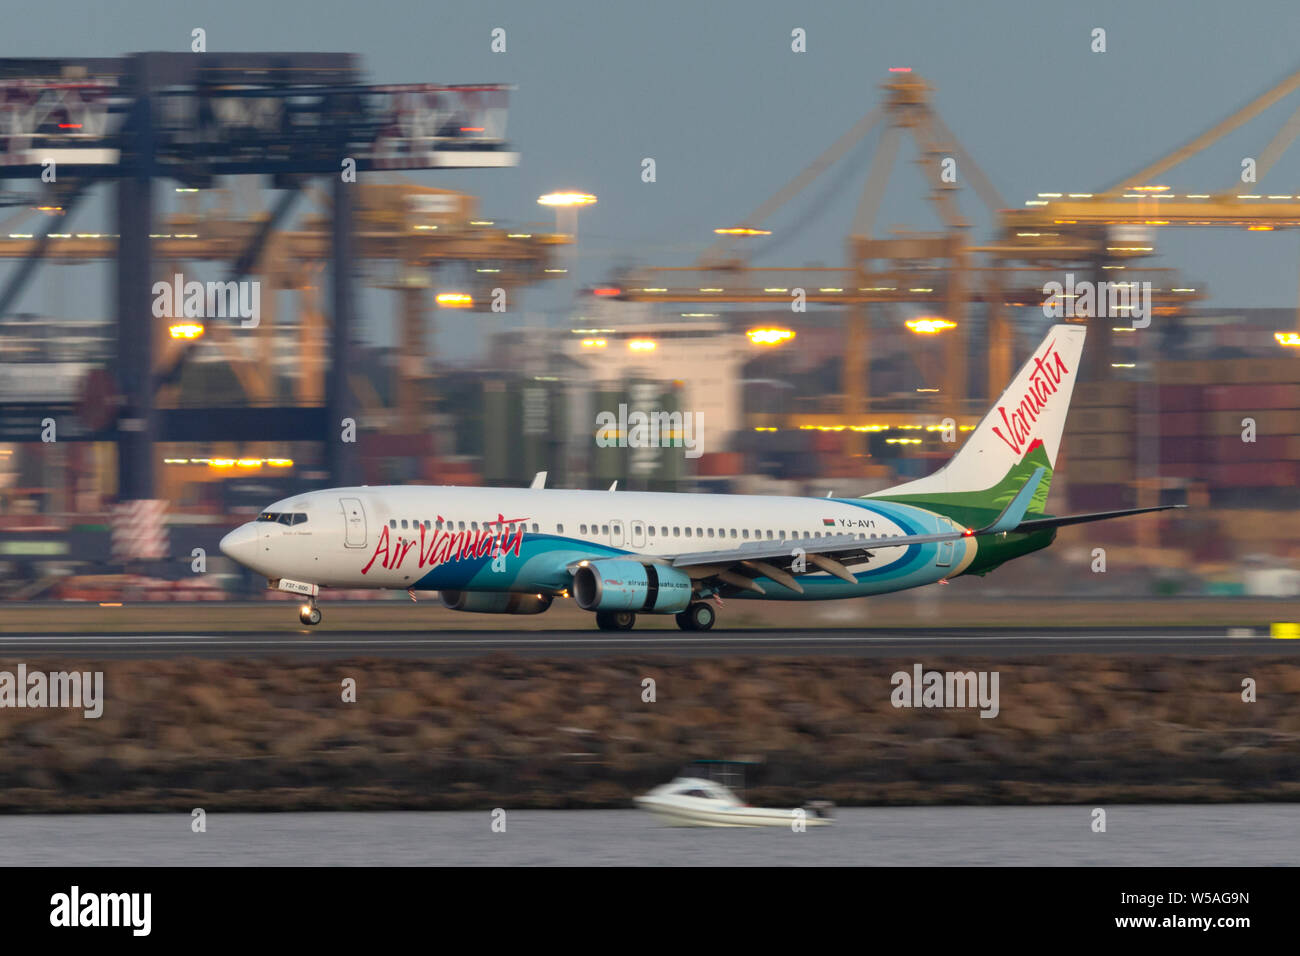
[
  {"xmin": 362, "ymin": 515, "xmax": 527, "ymax": 575},
  {"xmin": 990, "ymin": 337, "xmax": 1072, "ymax": 456}
]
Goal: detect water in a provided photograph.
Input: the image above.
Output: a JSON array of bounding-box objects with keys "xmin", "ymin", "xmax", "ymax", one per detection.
[{"xmin": 1, "ymin": 805, "xmax": 1295, "ymax": 865}]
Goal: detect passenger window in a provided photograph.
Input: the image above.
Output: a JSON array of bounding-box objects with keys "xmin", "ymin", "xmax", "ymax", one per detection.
[
  {"xmin": 685, "ymin": 528, "xmax": 692, "ymax": 538},
  {"xmin": 766, "ymin": 530, "xmax": 774, "ymax": 539},
  {"xmin": 532, "ymin": 523, "xmax": 539, "ymax": 533},
  {"xmin": 458, "ymin": 521, "xmax": 465, "ymax": 531},
  {"xmin": 389, "ymin": 519, "xmax": 396, "ymax": 529},
  {"xmin": 662, "ymin": 527, "xmax": 668, "ymax": 536},
  {"xmin": 580, "ymin": 524, "xmax": 587, "ymax": 534},
  {"xmin": 556, "ymin": 524, "xmax": 564, "ymax": 533},
  {"xmin": 742, "ymin": 529, "xmax": 749, "ymax": 539},
  {"xmin": 648, "ymin": 526, "xmax": 656, "ymax": 537},
  {"xmin": 673, "ymin": 527, "xmax": 680, "ymax": 536},
  {"xmin": 707, "ymin": 528, "xmax": 715, "ymax": 538},
  {"xmin": 730, "ymin": 529, "xmax": 737, "ymax": 538},
  {"xmin": 401, "ymin": 520, "xmax": 408, "ymax": 529},
  {"xmin": 602, "ymin": 524, "xmax": 609, "ymax": 535},
  {"xmin": 696, "ymin": 528, "xmax": 703, "ymax": 537},
  {"xmin": 471, "ymin": 522, "xmax": 478, "ymax": 531}
]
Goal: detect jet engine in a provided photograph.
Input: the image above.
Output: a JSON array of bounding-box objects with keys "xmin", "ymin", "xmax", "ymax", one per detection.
[
  {"xmin": 438, "ymin": 590, "xmax": 553, "ymax": 614},
  {"xmin": 571, "ymin": 560, "xmax": 693, "ymax": 614}
]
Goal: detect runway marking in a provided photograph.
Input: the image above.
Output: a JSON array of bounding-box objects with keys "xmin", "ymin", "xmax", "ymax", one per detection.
[{"xmin": 0, "ymin": 633, "xmax": 1244, "ymax": 644}]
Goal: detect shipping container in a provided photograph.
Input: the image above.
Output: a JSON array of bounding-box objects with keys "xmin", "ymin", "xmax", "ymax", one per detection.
[
  {"xmin": 1072, "ymin": 433, "xmax": 1133, "ymax": 458},
  {"xmin": 1156, "ymin": 384, "xmax": 1206, "ymax": 412},
  {"xmin": 1071, "ymin": 407, "xmax": 1134, "ymax": 433},
  {"xmin": 1068, "ymin": 482, "xmax": 1136, "ymax": 511},
  {"xmin": 1152, "ymin": 436, "xmax": 1212, "ymax": 464},
  {"xmin": 1073, "ymin": 381, "xmax": 1137, "ymax": 407},
  {"xmin": 1156, "ymin": 461, "xmax": 1211, "ymax": 480},
  {"xmin": 1068, "ymin": 458, "xmax": 1134, "ymax": 483},
  {"xmin": 1136, "ymin": 411, "xmax": 1203, "ymax": 436},
  {"xmin": 1206, "ymin": 409, "xmax": 1300, "ymax": 436},
  {"xmin": 1204, "ymin": 384, "xmax": 1300, "ymax": 411},
  {"xmin": 1210, "ymin": 435, "xmax": 1291, "ymax": 461},
  {"xmin": 1156, "ymin": 360, "xmax": 1218, "ymax": 386},
  {"xmin": 1215, "ymin": 461, "xmax": 1300, "ymax": 487},
  {"xmin": 1225, "ymin": 510, "xmax": 1300, "ymax": 540},
  {"xmin": 696, "ymin": 451, "xmax": 744, "ymax": 477},
  {"xmin": 1220, "ymin": 357, "xmax": 1300, "ymax": 385}
]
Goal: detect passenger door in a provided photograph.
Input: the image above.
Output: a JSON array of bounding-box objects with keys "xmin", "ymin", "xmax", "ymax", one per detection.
[
  {"xmin": 609, "ymin": 519, "xmax": 624, "ymax": 548},
  {"xmin": 340, "ymin": 497, "xmax": 367, "ymax": 548}
]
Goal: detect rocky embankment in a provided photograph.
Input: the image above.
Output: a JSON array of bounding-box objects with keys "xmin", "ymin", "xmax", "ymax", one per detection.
[{"xmin": 1, "ymin": 655, "xmax": 1297, "ymax": 812}]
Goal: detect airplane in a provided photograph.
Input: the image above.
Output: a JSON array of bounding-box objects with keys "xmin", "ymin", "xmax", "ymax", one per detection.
[{"xmin": 219, "ymin": 324, "xmax": 1182, "ymax": 630}]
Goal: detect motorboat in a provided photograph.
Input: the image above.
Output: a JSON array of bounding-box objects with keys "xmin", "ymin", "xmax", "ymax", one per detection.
[{"xmin": 634, "ymin": 775, "xmax": 834, "ymax": 827}]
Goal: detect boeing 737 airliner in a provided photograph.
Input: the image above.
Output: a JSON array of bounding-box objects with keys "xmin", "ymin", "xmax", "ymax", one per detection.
[{"xmin": 219, "ymin": 324, "xmax": 1181, "ymax": 630}]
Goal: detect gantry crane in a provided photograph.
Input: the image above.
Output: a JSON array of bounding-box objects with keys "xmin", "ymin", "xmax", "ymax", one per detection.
[
  {"xmin": 610, "ymin": 73, "xmax": 1200, "ymax": 456},
  {"xmin": 998, "ymin": 62, "xmax": 1300, "ymax": 369}
]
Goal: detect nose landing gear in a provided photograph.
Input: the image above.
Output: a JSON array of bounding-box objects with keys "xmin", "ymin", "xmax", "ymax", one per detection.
[{"xmin": 298, "ymin": 600, "xmax": 322, "ymax": 626}]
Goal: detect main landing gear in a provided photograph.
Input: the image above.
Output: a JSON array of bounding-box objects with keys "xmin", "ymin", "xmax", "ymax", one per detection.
[
  {"xmin": 595, "ymin": 610, "xmax": 636, "ymax": 631},
  {"xmin": 298, "ymin": 599, "xmax": 322, "ymax": 627},
  {"xmin": 591, "ymin": 602, "xmax": 717, "ymax": 632},
  {"xmin": 675, "ymin": 602, "xmax": 716, "ymax": 632}
]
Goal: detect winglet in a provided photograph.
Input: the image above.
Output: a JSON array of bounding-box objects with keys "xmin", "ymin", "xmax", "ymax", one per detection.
[
  {"xmin": 529, "ymin": 471, "xmax": 547, "ymax": 489},
  {"xmin": 980, "ymin": 466, "xmax": 1046, "ymax": 534}
]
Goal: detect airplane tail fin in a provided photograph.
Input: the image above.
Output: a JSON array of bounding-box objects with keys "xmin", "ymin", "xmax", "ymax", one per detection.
[{"xmin": 868, "ymin": 323, "xmax": 1086, "ymax": 522}]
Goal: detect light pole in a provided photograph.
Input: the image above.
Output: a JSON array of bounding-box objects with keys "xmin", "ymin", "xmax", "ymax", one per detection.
[{"xmin": 537, "ymin": 191, "xmax": 597, "ymax": 290}]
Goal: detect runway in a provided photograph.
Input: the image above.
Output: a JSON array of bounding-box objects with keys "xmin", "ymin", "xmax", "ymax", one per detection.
[{"xmin": 0, "ymin": 626, "xmax": 1293, "ymax": 659}]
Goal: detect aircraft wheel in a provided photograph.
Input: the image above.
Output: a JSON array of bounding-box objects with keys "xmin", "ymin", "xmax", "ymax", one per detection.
[
  {"xmin": 300, "ymin": 606, "xmax": 322, "ymax": 626},
  {"xmin": 679, "ymin": 602, "xmax": 715, "ymax": 632},
  {"xmin": 595, "ymin": 610, "xmax": 636, "ymax": 631}
]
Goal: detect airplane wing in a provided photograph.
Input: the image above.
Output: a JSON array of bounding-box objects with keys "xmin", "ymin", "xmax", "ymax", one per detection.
[
  {"xmin": 660, "ymin": 469, "xmax": 1045, "ymax": 593},
  {"xmin": 564, "ymin": 471, "xmax": 1182, "ymax": 596},
  {"xmin": 659, "ymin": 472, "xmax": 1183, "ymax": 595}
]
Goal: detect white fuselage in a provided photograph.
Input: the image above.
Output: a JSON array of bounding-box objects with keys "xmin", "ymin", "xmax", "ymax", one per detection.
[{"xmin": 218, "ymin": 484, "xmax": 976, "ymax": 602}]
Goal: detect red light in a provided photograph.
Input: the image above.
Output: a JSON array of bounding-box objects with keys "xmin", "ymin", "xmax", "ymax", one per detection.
[
  {"xmin": 58, "ymin": 123, "xmax": 82, "ymax": 129},
  {"xmin": 963, "ymin": 529, "xmax": 974, "ymax": 536},
  {"xmin": 459, "ymin": 127, "xmax": 485, "ymax": 132},
  {"xmin": 592, "ymin": 287, "xmax": 621, "ymax": 297},
  {"xmin": 888, "ymin": 67, "xmax": 912, "ymax": 72}
]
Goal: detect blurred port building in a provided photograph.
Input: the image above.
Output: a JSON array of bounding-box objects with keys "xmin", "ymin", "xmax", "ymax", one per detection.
[{"xmin": 0, "ymin": 57, "xmax": 1297, "ymax": 599}]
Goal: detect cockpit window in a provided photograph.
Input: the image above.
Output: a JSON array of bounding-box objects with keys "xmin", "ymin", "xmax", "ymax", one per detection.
[{"xmin": 256, "ymin": 512, "xmax": 307, "ymax": 525}]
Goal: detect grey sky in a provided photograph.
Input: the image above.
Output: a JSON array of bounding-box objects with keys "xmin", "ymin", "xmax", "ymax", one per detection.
[{"xmin": 8, "ymin": 0, "xmax": 1300, "ymax": 347}]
